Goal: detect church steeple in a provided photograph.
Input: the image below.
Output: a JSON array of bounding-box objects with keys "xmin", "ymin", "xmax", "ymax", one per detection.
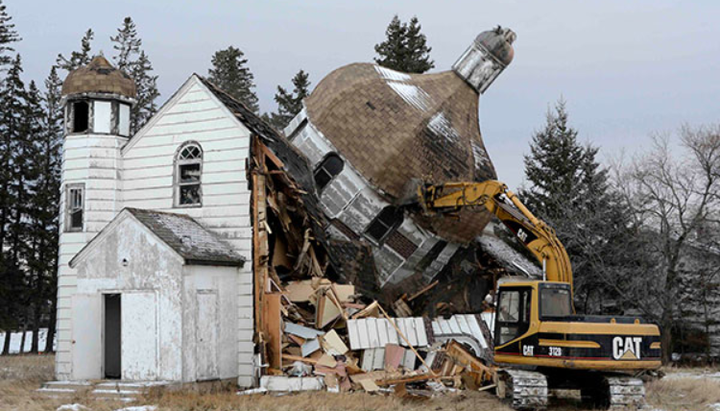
[
  {"xmin": 62, "ymin": 55, "xmax": 136, "ymax": 137},
  {"xmin": 452, "ymin": 26, "xmax": 516, "ymax": 94}
]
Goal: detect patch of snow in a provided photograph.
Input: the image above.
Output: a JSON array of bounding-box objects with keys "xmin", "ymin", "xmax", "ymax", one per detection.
[
  {"xmin": 471, "ymin": 141, "xmax": 492, "ymax": 171},
  {"xmin": 0, "ymin": 328, "xmax": 56, "ymax": 354},
  {"xmin": 664, "ymin": 371, "xmax": 720, "ymax": 380},
  {"xmin": 477, "ymin": 228, "xmax": 541, "ymax": 277},
  {"xmin": 114, "ymin": 406, "xmax": 157, "ymax": 411},
  {"xmin": 427, "ymin": 112, "xmax": 460, "ymax": 143},
  {"xmin": 386, "ymin": 81, "xmax": 431, "ymax": 112},
  {"xmin": 710, "ymin": 403, "xmax": 720, "ymax": 411},
  {"xmin": 57, "ymin": 405, "xmax": 89, "ymax": 411},
  {"xmin": 374, "ymin": 66, "xmax": 411, "ymax": 82}
]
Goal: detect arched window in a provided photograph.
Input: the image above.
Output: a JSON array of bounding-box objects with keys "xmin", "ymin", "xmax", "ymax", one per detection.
[
  {"xmin": 365, "ymin": 206, "xmax": 404, "ymax": 244},
  {"xmin": 313, "ymin": 153, "xmax": 344, "ymax": 191},
  {"xmin": 175, "ymin": 142, "xmax": 203, "ymax": 207}
]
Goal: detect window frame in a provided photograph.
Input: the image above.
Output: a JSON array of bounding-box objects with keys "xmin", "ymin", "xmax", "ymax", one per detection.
[
  {"xmin": 313, "ymin": 152, "xmax": 344, "ymax": 192},
  {"xmin": 494, "ymin": 286, "xmax": 533, "ymax": 347},
  {"xmin": 65, "ymin": 183, "xmax": 85, "ymax": 232},
  {"xmin": 174, "ymin": 142, "xmax": 204, "ymax": 208},
  {"xmin": 364, "ymin": 206, "xmax": 404, "ymax": 245},
  {"xmin": 69, "ymin": 100, "xmax": 91, "ymax": 134}
]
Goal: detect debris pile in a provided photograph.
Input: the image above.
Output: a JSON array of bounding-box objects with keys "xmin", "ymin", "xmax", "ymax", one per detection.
[{"xmin": 249, "ymin": 137, "xmax": 499, "ymax": 395}]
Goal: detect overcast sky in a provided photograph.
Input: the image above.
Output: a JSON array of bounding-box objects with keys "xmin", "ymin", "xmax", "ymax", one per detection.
[{"xmin": 7, "ymin": 0, "xmax": 720, "ymax": 191}]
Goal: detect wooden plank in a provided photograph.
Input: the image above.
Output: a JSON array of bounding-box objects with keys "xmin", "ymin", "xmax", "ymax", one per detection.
[
  {"xmin": 448, "ymin": 317, "xmax": 462, "ymax": 334},
  {"xmin": 414, "ymin": 318, "xmax": 428, "ymax": 347},
  {"xmin": 263, "ymin": 293, "xmax": 282, "ymax": 370},
  {"xmin": 366, "ymin": 318, "xmax": 380, "ymax": 348},
  {"xmin": 347, "ymin": 320, "xmax": 360, "ymax": 350},
  {"xmin": 357, "ymin": 320, "xmax": 370, "ymax": 349},
  {"xmin": 385, "ymin": 319, "xmax": 399, "ymax": 345},
  {"xmin": 456, "ymin": 315, "xmax": 473, "ymax": 336},
  {"xmin": 377, "ymin": 319, "xmax": 389, "ymax": 346}
]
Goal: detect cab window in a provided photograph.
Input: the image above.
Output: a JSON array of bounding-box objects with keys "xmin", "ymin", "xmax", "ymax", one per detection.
[
  {"xmin": 496, "ymin": 288, "xmax": 532, "ymax": 346},
  {"xmin": 540, "ymin": 286, "xmax": 572, "ymax": 318}
]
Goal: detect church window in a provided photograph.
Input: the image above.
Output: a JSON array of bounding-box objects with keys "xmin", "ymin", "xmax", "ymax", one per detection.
[
  {"xmin": 314, "ymin": 153, "xmax": 343, "ymax": 191},
  {"xmin": 365, "ymin": 206, "xmax": 404, "ymax": 244},
  {"xmin": 71, "ymin": 101, "xmax": 89, "ymax": 133},
  {"xmin": 175, "ymin": 142, "xmax": 203, "ymax": 207},
  {"xmin": 66, "ymin": 183, "xmax": 85, "ymax": 232}
]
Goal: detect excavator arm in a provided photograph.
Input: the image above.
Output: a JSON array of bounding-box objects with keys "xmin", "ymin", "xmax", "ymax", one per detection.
[{"xmin": 417, "ymin": 180, "xmax": 573, "ymax": 286}]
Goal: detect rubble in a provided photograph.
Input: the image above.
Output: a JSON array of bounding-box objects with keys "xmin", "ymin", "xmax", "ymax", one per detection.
[{"xmin": 247, "ymin": 133, "xmax": 511, "ymax": 397}]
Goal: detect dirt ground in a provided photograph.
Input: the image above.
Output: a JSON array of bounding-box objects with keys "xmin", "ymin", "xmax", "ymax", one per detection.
[{"xmin": 1, "ymin": 355, "xmax": 718, "ymax": 411}]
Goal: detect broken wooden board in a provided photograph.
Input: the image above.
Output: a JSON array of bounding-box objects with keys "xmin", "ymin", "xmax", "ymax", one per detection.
[
  {"xmin": 322, "ymin": 329, "xmax": 349, "ymax": 355},
  {"xmin": 263, "ymin": 293, "xmax": 282, "ymax": 370}
]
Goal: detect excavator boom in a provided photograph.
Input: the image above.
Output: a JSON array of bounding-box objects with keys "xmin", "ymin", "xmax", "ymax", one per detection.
[{"xmin": 418, "ymin": 180, "xmax": 573, "ymax": 285}]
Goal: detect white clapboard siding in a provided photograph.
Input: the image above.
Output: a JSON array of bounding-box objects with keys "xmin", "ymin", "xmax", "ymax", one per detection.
[
  {"xmin": 347, "ymin": 318, "xmax": 428, "ymax": 350},
  {"xmin": 121, "ymin": 75, "xmax": 255, "ymax": 385}
]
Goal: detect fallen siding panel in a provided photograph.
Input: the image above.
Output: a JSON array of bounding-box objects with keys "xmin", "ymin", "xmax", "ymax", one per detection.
[{"xmin": 347, "ymin": 317, "xmax": 429, "ymax": 350}]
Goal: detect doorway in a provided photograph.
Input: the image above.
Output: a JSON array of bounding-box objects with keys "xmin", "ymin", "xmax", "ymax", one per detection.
[{"xmin": 104, "ymin": 294, "xmax": 121, "ymax": 379}]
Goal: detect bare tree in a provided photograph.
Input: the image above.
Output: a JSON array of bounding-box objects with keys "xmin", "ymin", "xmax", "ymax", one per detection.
[{"xmin": 613, "ymin": 125, "xmax": 720, "ymax": 363}]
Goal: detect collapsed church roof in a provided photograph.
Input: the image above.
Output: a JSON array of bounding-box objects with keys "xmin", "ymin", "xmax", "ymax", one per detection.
[{"xmin": 301, "ymin": 27, "xmax": 516, "ymax": 243}]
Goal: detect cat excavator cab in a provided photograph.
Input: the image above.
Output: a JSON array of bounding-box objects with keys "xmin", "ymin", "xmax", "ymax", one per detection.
[{"xmin": 415, "ymin": 180, "xmax": 661, "ymax": 410}]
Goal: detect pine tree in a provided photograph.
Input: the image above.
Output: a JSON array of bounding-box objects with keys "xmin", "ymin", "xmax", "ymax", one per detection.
[
  {"xmin": 111, "ymin": 17, "xmax": 160, "ymax": 134},
  {"xmin": 520, "ymin": 99, "xmax": 635, "ymax": 313},
  {"xmin": 374, "ymin": 15, "xmax": 434, "ymax": 74},
  {"xmin": 0, "ymin": 0, "xmax": 20, "ymax": 71},
  {"xmin": 37, "ymin": 66, "xmax": 62, "ymax": 353},
  {"xmin": 56, "ymin": 29, "xmax": 94, "ymax": 73},
  {"xmin": 208, "ymin": 46, "xmax": 259, "ymax": 112},
  {"xmin": 521, "ymin": 99, "xmax": 586, "ymax": 217},
  {"xmin": 269, "ymin": 69, "xmax": 311, "ymax": 130},
  {"xmin": 0, "ymin": 55, "xmax": 26, "ymax": 354}
]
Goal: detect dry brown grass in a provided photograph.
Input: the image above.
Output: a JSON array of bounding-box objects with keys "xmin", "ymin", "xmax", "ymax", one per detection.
[
  {"xmin": 1, "ymin": 355, "xmax": 718, "ymax": 411},
  {"xmin": 646, "ymin": 376, "xmax": 720, "ymax": 411}
]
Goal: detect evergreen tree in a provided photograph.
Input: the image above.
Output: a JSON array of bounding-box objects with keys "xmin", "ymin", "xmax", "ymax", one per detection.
[
  {"xmin": 208, "ymin": 46, "xmax": 259, "ymax": 112},
  {"xmin": 0, "ymin": 55, "xmax": 26, "ymax": 354},
  {"xmin": 520, "ymin": 99, "xmax": 637, "ymax": 313},
  {"xmin": 37, "ymin": 66, "xmax": 63, "ymax": 353},
  {"xmin": 374, "ymin": 15, "xmax": 434, "ymax": 74},
  {"xmin": 269, "ymin": 69, "xmax": 311, "ymax": 130},
  {"xmin": 56, "ymin": 29, "xmax": 94, "ymax": 73},
  {"xmin": 111, "ymin": 17, "xmax": 160, "ymax": 134},
  {"xmin": 0, "ymin": 0, "xmax": 20, "ymax": 71},
  {"xmin": 521, "ymin": 99, "xmax": 586, "ymax": 217}
]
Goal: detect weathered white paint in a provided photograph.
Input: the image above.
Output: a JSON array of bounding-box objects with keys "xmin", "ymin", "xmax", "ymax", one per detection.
[
  {"xmin": 57, "ymin": 74, "xmax": 256, "ymax": 386},
  {"xmin": 452, "ymin": 38, "xmax": 506, "ymax": 94},
  {"xmin": 287, "ymin": 109, "xmax": 461, "ymax": 286},
  {"xmin": 70, "ymin": 294, "xmax": 102, "ymax": 380},
  {"xmin": 121, "ymin": 292, "xmax": 158, "ymax": 380},
  {"xmin": 196, "ymin": 291, "xmax": 218, "ymax": 380}
]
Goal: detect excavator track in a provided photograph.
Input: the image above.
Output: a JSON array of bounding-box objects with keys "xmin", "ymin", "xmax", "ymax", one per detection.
[
  {"xmin": 581, "ymin": 375, "xmax": 646, "ymax": 410},
  {"xmin": 605, "ymin": 376, "xmax": 646, "ymax": 409},
  {"xmin": 497, "ymin": 369, "xmax": 548, "ymax": 410}
]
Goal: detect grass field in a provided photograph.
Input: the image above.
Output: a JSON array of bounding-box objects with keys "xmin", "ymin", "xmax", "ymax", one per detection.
[{"xmin": 1, "ymin": 354, "xmax": 718, "ymax": 411}]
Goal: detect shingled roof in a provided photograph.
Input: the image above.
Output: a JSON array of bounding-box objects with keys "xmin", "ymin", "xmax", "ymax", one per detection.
[
  {"xmin": 70, "ymin": 208, "xmax": 245, "ymax": 268},
  {"xmin": 62, "ymin": 55, "xmax": 137, "ymax": 98},
  {"xmin": 304, "ymin": 63, "xmax": 497, "ymax": 244}
]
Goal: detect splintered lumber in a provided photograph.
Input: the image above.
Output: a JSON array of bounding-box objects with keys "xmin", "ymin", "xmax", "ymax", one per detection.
[
  {"xmin": 316, "ymin": 288, "xmax": 342, "ymax": 328},
  {"xmin": 359, "ymin": 379, "xmax": 380, "ymax": 392},
  {"xmin": 408, "ymin": 280, "xmax": 439, "ymax": 302},
  {"xmin": 285, "ymin": 281, "xmax": 315, "ymax": 303},
  {"xmin": 376, "ymin": 373, "xmax": 433, "ymax": 386},
  {"xmin": 351, "ymin": 301, "xmax": 380, "ymax": 319},
  {"xmin": 263, "ymin": 293, "xmax": 282, "ymax": 370},
  {"xmin": 284, "ymin": 322, "xmax": 324, "ymax": 339},
  {"xmin": 322, "ymin": 329, "xmax": 349, "ymax": 355}
]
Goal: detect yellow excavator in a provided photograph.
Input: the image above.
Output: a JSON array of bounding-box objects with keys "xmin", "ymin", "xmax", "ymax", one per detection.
[{"xmin": 415, "ymin": 180, "xmax": 661, "ymax": 410}]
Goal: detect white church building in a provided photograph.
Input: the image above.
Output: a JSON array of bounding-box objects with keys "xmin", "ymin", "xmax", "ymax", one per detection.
[
  {"xmin": 56, "ymin": 56, "xmax": 260, "ymax": 386},
  {"xmin": 55, "ymin": 26, "xmax": 517, "ymax": 387}
]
